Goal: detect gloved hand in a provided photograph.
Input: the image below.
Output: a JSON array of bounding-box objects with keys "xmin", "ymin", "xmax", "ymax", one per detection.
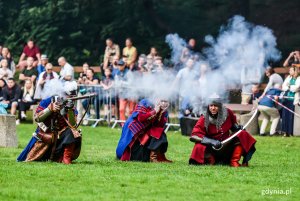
[
  {"xmin": 231, "ymin": 124, "xmax": 244, "ymax": 132},
  {"xmin": 64, "ymin": 99, "xmax": 74, "ymax": 110},
  {"xmin": 201, "ymin": 136, "xmax": 222, "ymax": 149}
]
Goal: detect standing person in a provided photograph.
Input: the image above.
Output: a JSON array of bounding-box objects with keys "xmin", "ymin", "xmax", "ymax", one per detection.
[
  {"xmin": 122, "ymin": 38, "xmax": 137, "ymax": 70},
  {"xmin": 260, "ymin": 67, "xmax": 283, "ymax": 99},
  {"xmin": 257, "ymin": 84, "xmax": 282, "ymax": 136},
  {"xmin": 81, "ymin": 68, "xmax": 101, "ymax": 120},
  {"xmin": 101, "ymin": 68, "xmax": 115, "ymax": 120},
  {"xmin": 18, "ymin": 57, "xmax": 38, "ymax": 86},
  {"xmin": 103, "ymin": 38, "xmax": 120, "ymax": 69},
  {"xmin": 0, "ymin": 59, "xmax": 14, "ymax": 81},
  {"xmin": 58, "ymin": 57, "xmax": 74, "ymax": 81},
  {"xmin": 17, "ymin": 39, "xmax": 41, "ymax": 69},
  {"xmin": 36, "ymin": 54, "xmax": 48, "ymax": 76},
  {"xmin": 34, "ymin": 63, "xmax": 59, "ymax": 100},
  {"xmin": 283, "ymin": 50, "xmax": 300, "ymax": 67},
  {"xmin": 116, "ymin": 99, "xmax": 172, "ymax": 162},
  {"xmin": 1, "ymin": 78, "xmax": 22, "ymax": 118},
  {"xmin": 180, "ymin": 38, "xmax": 197, "ymax": 65},
  {"xmin": 114, "ymin": 60, "xmax": 136, "ymax": 124},
  {"xmin": 0, "ymin": 47, "xmax": 16, "ymax": 74},
  {"xmin": 189, "ymin": 96, "xmax": 256, "ymax": 167},
  {"xmin": 17, "ymin": 81, "xmax": 82, "ymax": 164},
  {"xmin": 18, "ymin": 79, "xmax": 37, "ymax": 122},
  {"xmin": 281, "ymin": 66, "xmax": 300, "ymax": 136}
]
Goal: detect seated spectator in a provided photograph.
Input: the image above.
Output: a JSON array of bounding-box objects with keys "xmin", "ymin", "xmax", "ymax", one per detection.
[
  {"xmin": 103, "ymin": 38, "xmax": 120, "ymax": 69},
  {"xmin": 34, "ymin": 63, "xmax": 59, "ymax": 100},
  {"xmin": 260, "ymin": 67, "xmax": 283, "ymax": 99},
  {"xmin": 283, "ymin": 50, "xmax": 300, "ymax": 67},
  {"xmin": 0, "ymin": 59, "xmax": 14, "ymax": 81},
  {"xmin": 19, "ymin": 57, "xmax": 38, "ymax": 86},
  {"xmin": 101, "ymin": 68, "xmax": 115, "ymax": 119},
  {"xmin": 122, "ymin": 38, "xmax": 137, "ymax": 70},
  {"xmin": 1, "ymin": 78, "xmax": 22, "ymax": 120},
  {"xmin": 58, "ymin": 57, "xmax": 74, "ymax": 81},
  {"xmin": 258, "ymin": 84, "xmax": 282, "ymax": 136},
  {"xmin": 135, "ymin": 54, "xmax": 147, "ymax": 72},
  {"xmin": 281, "ymin": 66, "xmax": 300, "ymax": 137},
  {"xmin": 0, "ymin": 47, "xmax": 16, "ymax": 74},
  {"xmin": 146, "ymin": 47, "xmax": 159, "ymax": 64},
  {"xmin": 0, "ymin": 78, "xmax": 6, "ymax": 101},
  {"xmin": 81, "ymin": 69, "xmax": 101, "ymax": 120},
  {"xmin": 78, "ymin": 62, "xmax": 90, "ymax": 83},
  {"xmin": 36, "ymin": 54, "xmax": 48, "ymax": 76},
  {"xmin": 152, "ymin": 57, "xmax": 164, "ymax": 73},
  {"xmin": 17, "ymin": 39, "xmax": 41, "ymax": 69},
  {"xmin": 18, "ymin": 79, "xmax": 37, "ymax": 123}
]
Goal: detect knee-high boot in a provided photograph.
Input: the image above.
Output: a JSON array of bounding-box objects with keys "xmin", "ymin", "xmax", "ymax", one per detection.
[
  {"xmin": 62, "ymin": 143, "xmax": 76, "ymax": 164},
  {"xmin": 230, "ymin": 145, "xmax": 243, "ymax": 167}
]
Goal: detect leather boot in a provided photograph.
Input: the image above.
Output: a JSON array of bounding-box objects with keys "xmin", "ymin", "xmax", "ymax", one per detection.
[
  {"xmin": 62, "ymin": 143, "xmax": 76, "ymax": 164},
  {"xmin": 205, "ymin": 154, "xmax": 215, "ymax": 165},
  {"xmin": 230, "ymin": 145, "xmax": 243, "ymax": 167},
  {"xmin": 157, "ymin": 152, "xmax": 172, "ymax": 163},
  {"xmin": 150, "ymin": 151, "xmax": 158, "ymax": 162}
]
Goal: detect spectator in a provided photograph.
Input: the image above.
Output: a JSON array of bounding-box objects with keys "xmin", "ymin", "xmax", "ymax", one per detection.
[
  {"xmin": 78, "ymin": 62, "xmax": 90, "ymax": 84},
  {"xmin": 101, "ymin": 68, "xmax": 115, "ymax": 119},
  {"xmin": 0, "ymin": 78, "xmax": 6, "ymax": 114},
  {"xmin": 260, "ymin": 67, "xmax": 283, "ymax": 99},
  {"xmin": 0, "ymin": 78, "xmax": 6, "ymax": 100},
  {"xmin": 135, "ymin": 54, "xmax": 147, "ymax": 72},
  {"xmin": 36, "ymin": 54, "xmax": 48, "ymax": 76},
  {"xmin": 174, "ymin": 58, "xmax": 198, "ymax": 97},
  {"xmin": 110, "ymin": 55, "xmax": 120, "ymax": 77},
  {"xmin": 17, "ymin": 39, "xmax": 41, "ymax": 69},
  {"xmin": 114, "ymin": 60, "xmax": 136, "ymax": 124},
  {"xmin": 180, "ymin": 38, "xmax": 196, "ymax": 64},
  {"xmin": 152, "ymin": 57, "xmax": 164, "ymax": 73},
  {"xmin": 0, "ymin": 59, "xmax": 14, "ymax": 81},
  {"xmin": 34, "ymin": 63, "xmax": 59, "ymax": 100},
  {"xmin": 1, "ymin": 78, "xmax": 22, "ymax": 120},
  {"xmin": 81, "ymin": 68, "xmax": 101, "ymax": 121},
  {"xmin": 281, "ymin": 66, "xmax": 300, "ymax": 136},
  {"xmin": 19, "ymin": 57, "xmax": 38, "ymax": 86},
  {"xmin": 58, "ymin": 56, "xmax": 74, "ymax": 81},
  {"xmin": 283, "ymin": 50, "xmax": 300, "ymax": 67},
  {"xmin": 249, "ymin": 84, "xmax": 262, "ymax": 104},
  {"xmin": 147, "ymin": 47, "xmax": 159, "ymax": 64},
  {"xmin": 103, "ymin": 38, "xmax": 120, "ymax": 69},
  {"xmin": 122, "ymin": 38, "xmax": 137, "ymax": 70},
  {"xmin": 0, "ymin": 47, "xmax": 15, "ymax": 74},
  {"xmin": 241, "ymin": 67, "xmax": 260, "ymax": 105},
  {"xmin": 258, "ymin": 84, "xmax": 282, "ymax": 136},
  {"xmin": 18, "ymin": 79, "xmax": 37, "ymax": 122}
]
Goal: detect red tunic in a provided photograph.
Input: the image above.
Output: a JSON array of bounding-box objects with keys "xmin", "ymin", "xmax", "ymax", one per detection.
[
  {"xmin": 190, "ymin": 108, "xmax": 256, "ymax": 164},
  {"xmin": 120, "ymin": 106, "xmax": 168, "ymax": 161}
]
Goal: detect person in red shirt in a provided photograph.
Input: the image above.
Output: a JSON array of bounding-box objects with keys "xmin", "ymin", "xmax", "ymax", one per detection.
[
  {"xmin": 189, "ymin": 96, "xmax": 256, "ymax": 167},
  {"xmin": 17, "ymin": 40, "xmax": 41, "ymax": 70}
]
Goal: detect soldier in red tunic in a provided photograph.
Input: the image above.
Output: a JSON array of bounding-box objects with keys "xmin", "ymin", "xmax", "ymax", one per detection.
[{"xmin": 189, "ymin": 97, "xmax": 256, "ymax": 167}]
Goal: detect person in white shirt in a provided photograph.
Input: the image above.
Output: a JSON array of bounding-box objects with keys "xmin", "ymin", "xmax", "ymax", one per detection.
[{"xmin": 58, "ymin": 56, "xmax": 74, "ymax": 81}]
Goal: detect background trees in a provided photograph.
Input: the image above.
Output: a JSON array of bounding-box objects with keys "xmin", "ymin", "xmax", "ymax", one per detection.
[{"xmin": 0, "ymin": 0, "xmax": 299, "ymax": 65}]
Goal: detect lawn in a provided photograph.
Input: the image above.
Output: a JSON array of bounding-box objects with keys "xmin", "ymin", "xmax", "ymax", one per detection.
[{"xmin": 0, "ymin": 123, "xmax": 299, "ymax": 201}]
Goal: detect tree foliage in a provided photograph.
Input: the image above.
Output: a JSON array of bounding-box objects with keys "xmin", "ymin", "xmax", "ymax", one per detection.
[{"xmin": 0, "ymin": 0, "xmax": 299, "ymax": 65}]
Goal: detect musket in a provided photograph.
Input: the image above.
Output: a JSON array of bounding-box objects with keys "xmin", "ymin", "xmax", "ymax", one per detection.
[
  {"xmin": 49, "ymin": 93, "xmax": 97, "ymax": 161},
  {"xmin": 66, "ymin": 93, "xmax": 97, "ymax": 101}
]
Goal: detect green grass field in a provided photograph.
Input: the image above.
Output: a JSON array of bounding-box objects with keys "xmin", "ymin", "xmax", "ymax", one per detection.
[{"xmin": 0, "ymin": 123, "xmax": 299, "ymax": 201}]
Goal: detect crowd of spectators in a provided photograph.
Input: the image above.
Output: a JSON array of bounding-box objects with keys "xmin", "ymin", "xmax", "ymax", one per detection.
[{"xmin": 0, "ymin": 38, "xmax": 299, "ymax": 137}]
